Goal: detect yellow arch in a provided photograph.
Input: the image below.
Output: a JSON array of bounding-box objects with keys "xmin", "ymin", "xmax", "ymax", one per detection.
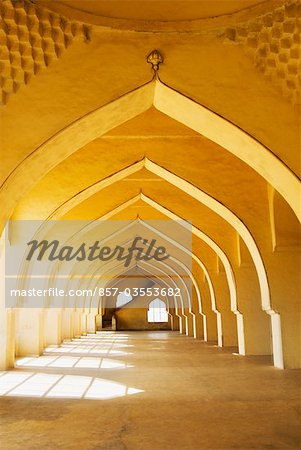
[{"xmin": 1, "ymin": 80, "xmax": 299, "ymax": 232}]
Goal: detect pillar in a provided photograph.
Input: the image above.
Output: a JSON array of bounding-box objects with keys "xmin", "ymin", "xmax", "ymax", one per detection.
[
  {"xmin": 15, "ymin": 308, "xmax": 44, "ymax": 356},
  {"xmin": 44, "ymin": 309, "xmax": 62, "ymax": 347}
]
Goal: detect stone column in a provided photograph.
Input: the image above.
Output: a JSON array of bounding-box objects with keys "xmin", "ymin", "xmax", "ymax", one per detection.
[
  {"xmin": 44, "ymin": 309, "xmax": 62, "ymax": 347},
  {"xmin": 15, "ymin": 308, "xmax": 44, "ymax": 356}
]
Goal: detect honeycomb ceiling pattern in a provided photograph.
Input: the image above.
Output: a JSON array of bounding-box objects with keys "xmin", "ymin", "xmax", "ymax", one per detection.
[
  {"xmin": 225, "ymin": 1, "xmax": 300, "ymax": 108},
  {"xmin": 0, "ymin": 0, "xmax": 299, "ymax": 108},
  {"xmin": 0, "ymin": 0, "xmax": 90, "ymax": 105}
]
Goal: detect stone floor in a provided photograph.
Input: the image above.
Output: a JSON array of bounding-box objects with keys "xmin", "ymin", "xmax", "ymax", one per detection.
[{"xmin": 0, "ymin": 331, "xmax": 300, "ymax": 449}]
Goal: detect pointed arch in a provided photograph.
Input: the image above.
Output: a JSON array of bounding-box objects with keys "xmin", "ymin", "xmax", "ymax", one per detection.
[{"xmin": 1, "ymin": 80, "xmax": 299, "ymax": 232}]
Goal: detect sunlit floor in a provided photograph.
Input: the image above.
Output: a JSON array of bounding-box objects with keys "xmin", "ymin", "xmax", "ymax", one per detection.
[{"xmin": 0, "ymin": 332, "xmax": 300, "ymax": 449}]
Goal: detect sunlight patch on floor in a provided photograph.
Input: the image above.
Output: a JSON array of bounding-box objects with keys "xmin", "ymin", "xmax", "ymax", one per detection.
[
  {"xmin": 16, "ymin": 355, "xmax": 134, "ymax": 370},
  {"xmin": 1, "ymin": 333, "xmax": 141, "ymax": 399},
  {"xmin": 0, "ymin": 371, "xmax": 143, "ymax": 400}
]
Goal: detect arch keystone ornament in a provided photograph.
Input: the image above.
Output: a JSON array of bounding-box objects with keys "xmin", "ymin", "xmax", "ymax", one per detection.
[{"xmin": 147, "ymin": 50, "xmax": 164, "ymax": 74}]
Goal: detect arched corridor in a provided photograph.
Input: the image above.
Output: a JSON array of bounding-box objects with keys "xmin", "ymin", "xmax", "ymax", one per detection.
[{"xmin": 0, "ymin": 0, "xmax": 300, "ymax": 448}]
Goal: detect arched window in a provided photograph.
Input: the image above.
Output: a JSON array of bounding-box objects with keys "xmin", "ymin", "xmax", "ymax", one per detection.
[
  {"xmin": 147, "ymin": 298, "xmax": 168, "ymax": 323},
  {"xmin": 116, "ymin": 290, "xmax": 132, "ymax": 308}
]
